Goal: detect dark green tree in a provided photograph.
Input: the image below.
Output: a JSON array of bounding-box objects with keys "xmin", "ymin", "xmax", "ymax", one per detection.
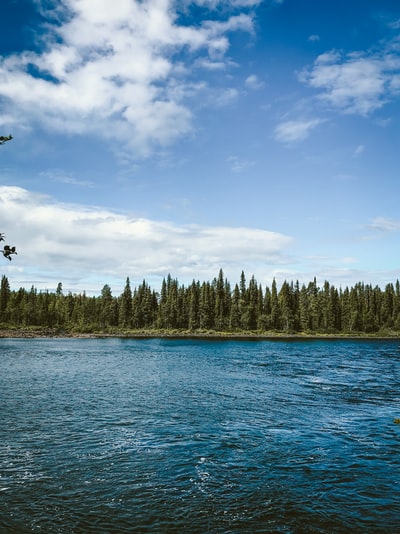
[
  {"xmin": 270, "ymin": 278, "xmax": 281, "ymax": 330},
  {"xmin": 199, "ymin": 281, "xmax": 214, "ymax": 330},
  {"xmin": 100, "ymin": 284, "xmax": 118, "ymax": 329},
  {"xmin": 243, "ymin": 275, "xmax": 258, "ymax": 330},
  {"xmin": 0, "ymin": 275, "xmax": 10, "ymax": 320},
  {"xmin": 119, "ymin": 277, "xmax": 133, "ymax": 328},
  {"xmin": 188, "ymin": 280, "xmax": 200, "ymax": 330},
  {"xmin": 279, "ymin": 280, "xmax": 294, "ymax": 332},
  {"xmin": 230, "ymin": 284, "xmax": 241, "ymax": 330}
]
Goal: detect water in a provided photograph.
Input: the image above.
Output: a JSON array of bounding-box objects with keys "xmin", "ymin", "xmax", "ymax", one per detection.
[{"xmin": 1, "ymin": 338, "xmax": 400, "ymax": 533}]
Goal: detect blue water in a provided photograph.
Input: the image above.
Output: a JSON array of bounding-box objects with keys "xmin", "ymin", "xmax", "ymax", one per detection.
[{"xmin": 1, "ymin": 338, "xmax": 400, "ymax": 533}]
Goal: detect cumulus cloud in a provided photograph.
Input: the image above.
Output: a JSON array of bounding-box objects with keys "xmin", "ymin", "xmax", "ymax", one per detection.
[
  {"xmin": 274, "ymin": 118, "xmax": 323, "ymax": 143},
  {"xmin": 0, "ymin": 186, "xmax": 293, "ymax": 292},
  {"xmin": 300, "ymin": 41, "xmax": 400, "ymax": 115},
  {"xmin": 0, "ymin": 0, "xmax": 256, "ymax": 156}
]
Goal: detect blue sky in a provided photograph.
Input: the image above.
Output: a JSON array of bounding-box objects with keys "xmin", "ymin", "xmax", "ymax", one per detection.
[{"xmin": 0, "ymin": 0, "xmax": 400, "ymax": 294}]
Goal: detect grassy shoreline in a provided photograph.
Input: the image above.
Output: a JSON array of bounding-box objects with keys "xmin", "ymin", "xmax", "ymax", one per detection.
[{"xmin": 0, "ymin": 327, "xmax": 399, "ymax": 340}]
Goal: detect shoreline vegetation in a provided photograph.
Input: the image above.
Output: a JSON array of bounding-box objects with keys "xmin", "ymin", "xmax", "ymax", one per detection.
[
  {"xmin": 1, "ymin": 269, "xmax": 400, "ymax": 339},
  {"xmin": 0, "ymin": 327, "xmax": 399, "ymax": 340}
]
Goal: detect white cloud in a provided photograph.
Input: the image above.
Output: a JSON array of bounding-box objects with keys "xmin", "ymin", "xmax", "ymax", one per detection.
[
  {"xmin": 274, "ymin": 118, "xmax": 323, "ymax": 143},
  {"xmin": 308, "ymin": 34, "xmax": 320, "ymax": 42},
  {"xmin": 213, "ymin": 87, "xmax": 239, "ymax": 106},
  {"xmin": 367, "ymin": 217, "xmax": 400, "ymax": 232},
  {"xmin": 245, "ymin": 74, "xmax": 264, "ymax": 90},
  {"xmin": 300, "ymin": 42, "xmax": 400, "ymax": 115},
  {"xmin": 0, "ymin": 186, "xmax": 293, "ymax": 292},
  {"xmin": 0, "ymin": 0, "xmax": 256, "ymax": 156}
]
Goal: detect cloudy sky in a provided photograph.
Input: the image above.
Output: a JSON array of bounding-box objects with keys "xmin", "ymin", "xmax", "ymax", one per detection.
[{"xmin": 1, "ymin": 0, "xmax": 400, "ymax": 294}]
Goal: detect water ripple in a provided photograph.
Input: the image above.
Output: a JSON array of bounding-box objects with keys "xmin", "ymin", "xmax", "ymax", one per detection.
[{"xmin": 1, "ymin": 338, "xmax": 399, "ymax": 533}]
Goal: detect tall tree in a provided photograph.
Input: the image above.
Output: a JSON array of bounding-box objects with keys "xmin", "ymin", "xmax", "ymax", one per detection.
[
  {"xmin": 188, "ymin": 280, "xmax": 200, "ymax": 330},
  {"xmin": 199, "ymin": 281, "xmax": 214, "ymax": 330},
  {"xmin": 230, "ymin": 283, "xmax": 241, "ymax": 330},
  {"xmin": 0, "ymin": 275, "xmax": 10, "ymax": 320},
  {"xmin": 279, "ymin": 280, "xmax": 294, "ymax": 332},
  {"xmin": 270, "ymin": 278, "xmax": 281, "ymax": 330},
  {"xmin": 119, "ymin": 277, "xmax": 133, "ymax": 328}
]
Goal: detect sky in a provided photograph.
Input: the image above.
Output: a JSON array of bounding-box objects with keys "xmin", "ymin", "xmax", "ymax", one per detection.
[{"xmin": 0, "ymin": 0, "xmax": 400, "ymax": 295}]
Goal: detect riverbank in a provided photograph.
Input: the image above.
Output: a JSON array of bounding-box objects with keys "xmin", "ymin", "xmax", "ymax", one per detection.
[{"xmin": 0, "ymin": 327, "xmax": 399, "ymax": 340}]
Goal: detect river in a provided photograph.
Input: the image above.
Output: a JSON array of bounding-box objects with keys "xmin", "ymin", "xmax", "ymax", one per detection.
[{"xmin": 1, "ymin": 338, "xmax": 399, "ymax": 532}]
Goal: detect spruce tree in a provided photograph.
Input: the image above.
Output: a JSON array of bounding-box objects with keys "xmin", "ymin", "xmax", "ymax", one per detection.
[
  {"xmin": 270, "ymin": 278, "xmax": 281, "ymax": 330},
  {"xmin": 230, "ymin": 284, "xmax": 241, "ymax": 330},
  {"xmin": 119, "ymin": 277, "xmax": 133, "ymax": 328},
  {"xmin": 0, "ymin": 275, "xmax": 10, "ymax": 322}
]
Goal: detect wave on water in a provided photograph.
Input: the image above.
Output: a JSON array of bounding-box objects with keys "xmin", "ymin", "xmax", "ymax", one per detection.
[{"xmin": 0, "ymin": 338, "xmax": 399, "ymax": 533}]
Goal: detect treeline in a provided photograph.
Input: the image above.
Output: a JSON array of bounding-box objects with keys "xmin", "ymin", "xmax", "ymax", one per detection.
[{"xmin": 1, "ymin": 270, "xmax": 400, "ymax": 334}]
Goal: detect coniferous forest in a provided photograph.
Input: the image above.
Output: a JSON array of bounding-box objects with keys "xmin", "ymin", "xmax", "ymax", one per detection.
[{"xmin": 1, "ymin": 270, "xmax": 400, "ymax": 336}]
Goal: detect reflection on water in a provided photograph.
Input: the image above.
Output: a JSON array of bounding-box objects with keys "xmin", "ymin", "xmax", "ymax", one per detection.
[{"xmin": 1, "ymin": 338, "xmax": 400, "ymax": 532}]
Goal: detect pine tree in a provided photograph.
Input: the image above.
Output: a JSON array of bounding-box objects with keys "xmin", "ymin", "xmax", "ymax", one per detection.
[
  {"xmin": 0, "ymin": 275, "xmax": 10, "ymax": 315},
  {"xmin": 199, "ymin": 281, "xmax": 214, "ymax": 330},
  {"xmin": 157, "ymin": 277, "xmax": 168, "ymax": 328},
  {"xmin": 230, "ymin": 284, "xmax": 241, "ymax": 330},
  {"xmin": 243, "ymin": 275, "xmax": 258, "ymax": 330},
  {"xmin": 214, "ymin": 269, "xmax": 229, "ymax": 330},
  {"xmin": 299, "ymin": 284, "xmax": 310, "ymax": 332},
  {"xmin": 188, "ymin": 280, "xmax": 200, "ymax": 331},
  {"xmin": 394, "ymin": 280, "xmax": 400, "ymax": 330},
  {"xmin": 119, "ymin": 277, "xmax": 133, "ymax": 328},
  {"xmin": 279, "ymin": 280, "xmax": 294, "ymax": 332},
  {"xmin": 165, "ymin": 276, "xmax": 179, "ymax": 329},
  {"xmin": 328, "ymin": 285, "xmax": 341, "ymax": 332},
  {"xmin": 270, "ymin": 278, "xmax": 281, "ymax": 330},
  {"xmin": 100, "ymin": 284, "xmax": 115, "ymax": 329}
]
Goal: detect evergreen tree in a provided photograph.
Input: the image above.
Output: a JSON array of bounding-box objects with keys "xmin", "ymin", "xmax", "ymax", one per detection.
[
  {"xmin": 243, "ymin": 275, "xmax": 258, "ymax": 330},
  {"xmin": 270, "ymin": 278, "xmax": 281, "ymax": 330},
  {"xmin": 299, "ymin": 284, "xmax": 310, "ymax": 332},
  {"xmin": 214, "ymin": 269, "xmax": 229, "ymax": 330},
  {"xmin": 165, "ymin": 275, "xmax": 179, "ymax": 329},
  {"xmin": 279, "ymin": 280, "xmax": 294, "ymax": 332},
  {"xmin": 0, "ymin": 270, "xmax": 399, "ymax": 335},
  {"xmin": 230, "ymin": 284, "xmax": 241, "ymax": 330},
  {"xmin": 119, "ymin": 277, "xmax": 132, "ymax": 328},
  {"xmin": 382, "ymin": 283, "xmax": 395, "ymax": 328},
  {"xmin": 0, "ymin": 275, "xmax": 10, "ymax": 319},
  {"xmin": 308, "ymin": 278, "xmax": 321, "ymax": 332},
  {"xmin": 188, "ymin": 280, "xmax": 200, "ymax": 331},
  {"xmin": 100, "ymin": 284, "xmax": 117, "ymax": 329},
  {"xmin": 328, "ymin": 285, "xmax": 341, "ymax": 332},
  {"xmin": 394, "ymin": 280, "xmax": 400, "ymax": 330},
  {"xmin": 157, "ymin": 277, "xmax": 168, "ymax": 328},
  {"xmin": 199, "ymin": 281, "xmax": 214, "ymax": 330}
]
